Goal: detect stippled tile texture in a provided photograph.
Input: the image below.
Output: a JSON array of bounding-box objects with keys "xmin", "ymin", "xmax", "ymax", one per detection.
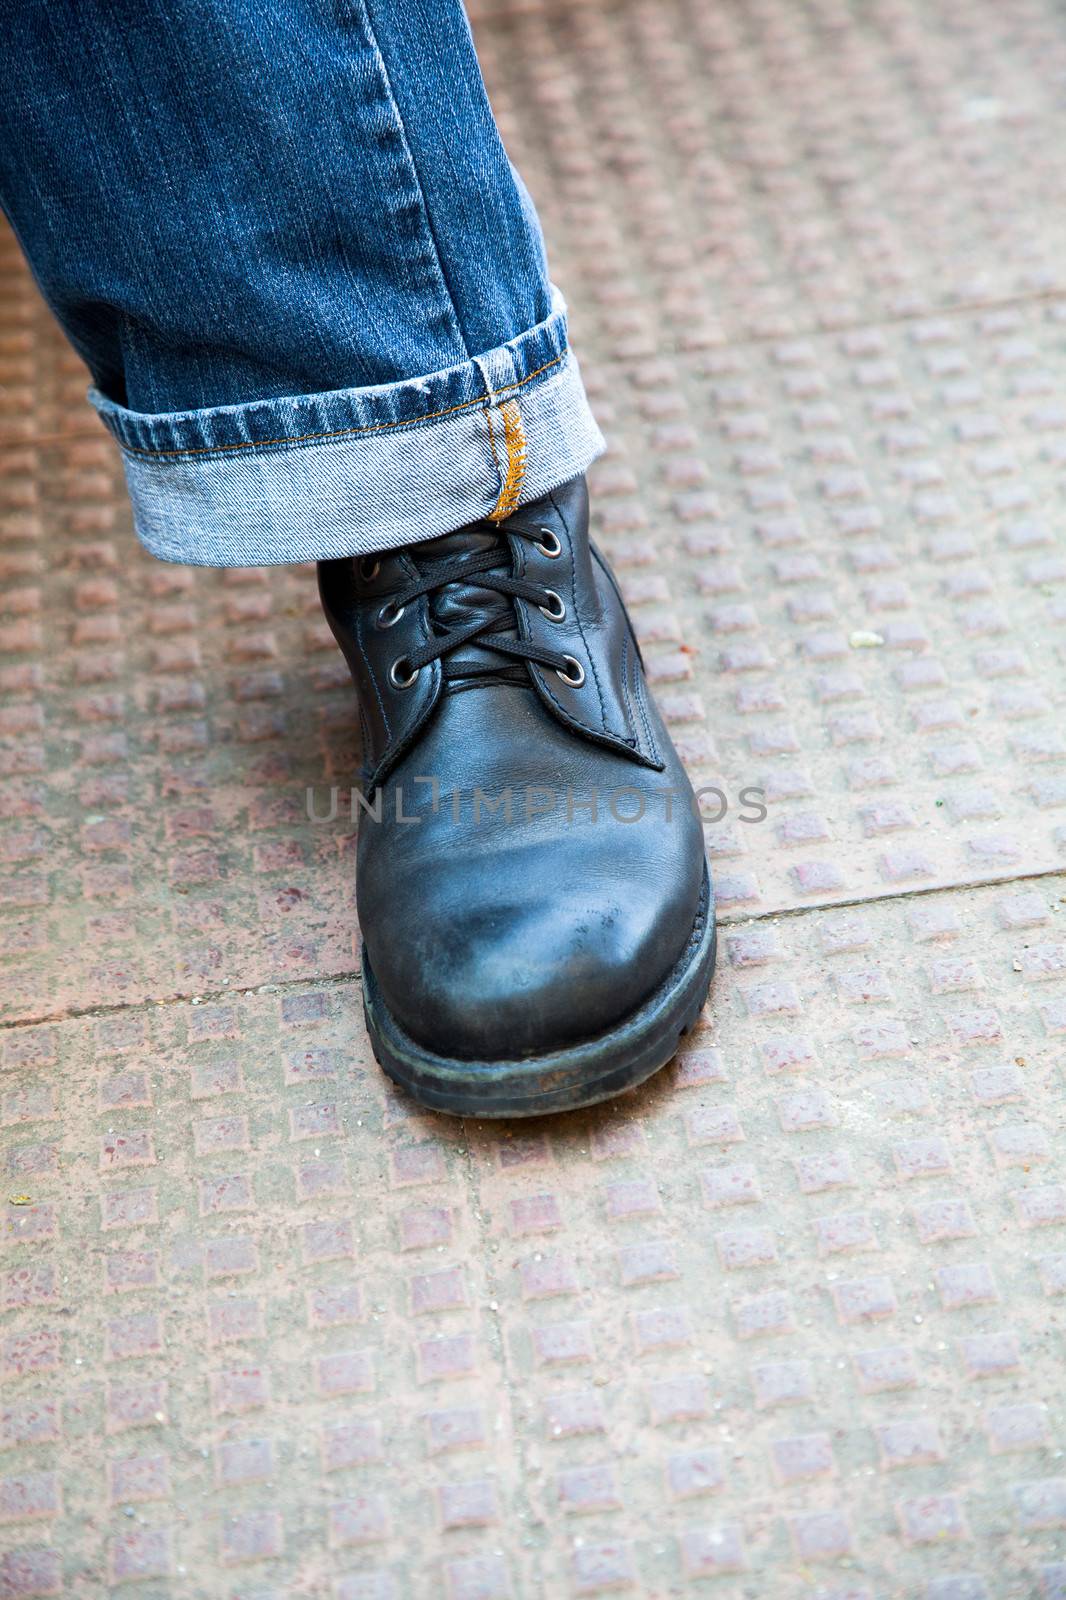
[{"xmin": 3, "ymin": 0, "xmax": 1066, "ymax": 1596}]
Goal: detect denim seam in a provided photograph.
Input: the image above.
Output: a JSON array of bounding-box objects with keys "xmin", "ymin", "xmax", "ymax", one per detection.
[
  {"xmin": 484, "ymin": 407, "xmax": 507, "ymax": 511},
  {"xmin": 485, "ymin": 408, "xmax": 500, "ymax": 473},
  {"xmin": 486, "ymin": 399, "xmax": 527, "ymax": 522},
  {"xmin": 360, "ymin": 0, "xmax": 471, "ymax": 363},
  {"xmin": 111, "ymin": 351, "xmax": 566, "ymax": 462},
  {"xmin": 119, "ymin": 311, "xmax": 146, "ymax": 398}
]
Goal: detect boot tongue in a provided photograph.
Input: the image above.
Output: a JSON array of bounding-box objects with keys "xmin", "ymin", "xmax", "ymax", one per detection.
[{"xmin": 415, "ymin": 525, "xmax": 523, "ymax": 681}]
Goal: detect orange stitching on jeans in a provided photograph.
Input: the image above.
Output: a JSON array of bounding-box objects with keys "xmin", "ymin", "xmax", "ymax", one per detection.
[
  {"xmin": 486, "ymin": 400, "xmax": 527, "ymax": 523},
  {"xmin": 116, "ymin": 353, "xmax": 566, "ymax": 461}
]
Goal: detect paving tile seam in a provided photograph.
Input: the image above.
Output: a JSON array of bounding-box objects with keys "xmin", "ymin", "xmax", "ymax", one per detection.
[
  {"xmin": 449, "ymin": 1130, "xmax": 548, "ymax": 1575},
  {"xmin": 0, "ymin": 965, "xmax": 362, "ymax": 1034},
  {"xmin": 4, "ymin": 858, "xmax": 1066, "ymax": 1037},
  {"xmin": 715, "ymin": 862, "xmax": 1066, "ymax": 927},
  {"xmin": 569, "ymin": 286, "xmax": 1066, "ymax": 359},
  {"xmin": 471, "ymin": 0, "xmax": 655, "ymax": 24}
]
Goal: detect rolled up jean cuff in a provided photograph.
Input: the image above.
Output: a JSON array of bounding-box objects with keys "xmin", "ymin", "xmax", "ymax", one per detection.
[{"xmin": 90, "ymin": 286, "xmax": 605, "ymax": 566}]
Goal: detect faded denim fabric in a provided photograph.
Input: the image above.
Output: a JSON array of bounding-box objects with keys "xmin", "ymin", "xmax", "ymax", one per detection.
[{"xmin": 0, "ymin": 0, "xmax": 603, "ymax": 563}]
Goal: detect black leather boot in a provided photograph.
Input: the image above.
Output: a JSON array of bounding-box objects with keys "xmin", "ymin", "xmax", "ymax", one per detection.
[{"xmin": 318, "ymin": 475, "xmax": 715, "ymax": 1116}]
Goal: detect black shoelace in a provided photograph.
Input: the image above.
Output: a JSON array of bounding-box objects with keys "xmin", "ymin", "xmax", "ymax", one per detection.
[{"xmin": 369, "ymin": 522, "xmax": 585, "ymax": 691}]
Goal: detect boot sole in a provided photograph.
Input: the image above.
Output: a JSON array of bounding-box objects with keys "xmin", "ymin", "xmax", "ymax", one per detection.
[{"xmin": 361, "ymin": 865, "xmax": 716, "ymax": 1118}]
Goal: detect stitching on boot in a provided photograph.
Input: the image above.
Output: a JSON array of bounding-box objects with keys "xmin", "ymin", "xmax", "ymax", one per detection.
[
  {"xmin": 487, "ymin": 400, "xmax": 527, "ymax": 522},
  {"xmin": 549, "ymin": 486, "xmax": 610, "ymax": 735}
]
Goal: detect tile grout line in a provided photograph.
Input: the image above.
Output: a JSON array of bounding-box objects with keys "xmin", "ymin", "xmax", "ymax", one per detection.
[
  {"xmin": 716, "ymin": 860, "xmax": 1066, "ymax": 928},
  {"xmin": 0, "ymin": 965, "xmax": 362, "ymax": 1035},
  {"xmin": 573, "ymin": 285, "xmax": 1066, "ymax": 367},
  {"xmin": 2, "ymin": 861, "xmax": 1064, "ymax": 1037},
  {"xmin": 450, "ymin": 1127, "xmax": 550, "ymax": 1586},
  {"xmin": 572, "ymin": 289, "xmax": 1066, "ymax": 364}
]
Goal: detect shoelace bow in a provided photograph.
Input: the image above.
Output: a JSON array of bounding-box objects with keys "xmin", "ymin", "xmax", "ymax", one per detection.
[{"xmin": 370, "ymin": 523, "xmax": 583, "ymax": 688}]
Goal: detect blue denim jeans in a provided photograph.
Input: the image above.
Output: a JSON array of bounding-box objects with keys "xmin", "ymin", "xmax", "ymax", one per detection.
[{"xmin": 0, "ymin": 0, "xmax": 603, "ymax": 563}]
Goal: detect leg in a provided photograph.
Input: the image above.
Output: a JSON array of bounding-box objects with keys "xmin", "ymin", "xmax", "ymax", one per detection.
[
  {"xmin": 0, "ymin": 0, "xmax": 715, "ymax": 1112},
  {"xmin": 0, "ymin": 0, "xmax": 602, "ymax": 561}
]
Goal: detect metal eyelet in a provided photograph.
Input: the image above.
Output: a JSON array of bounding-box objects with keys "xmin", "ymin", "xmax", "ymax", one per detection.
[
  {"xmin": 389, "ymin": 657, "xmax": 419, "ymax": 690},
  {"xmin": 538, "ymin": 589, "xmax": 566, "ymax": 622},
  {"xmin": 534, "ymin": 527, "xmax": 562, "ymax": 558},
  {"xmin": 359, "ymin": 556, "xmax": 381, "ymax": 582},
  {"xmin": 376, "ymin": 600, "xmax": 405, "ymax": 629},
  {"xmin": 555, "ymin": 655, "xmax": 585, "ymax": 688}
]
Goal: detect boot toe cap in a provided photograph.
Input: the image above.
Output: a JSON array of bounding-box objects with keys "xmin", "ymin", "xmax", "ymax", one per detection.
[{"xmin": 363, "ymin": 864, "xmax": 702, "ymax": 1061}]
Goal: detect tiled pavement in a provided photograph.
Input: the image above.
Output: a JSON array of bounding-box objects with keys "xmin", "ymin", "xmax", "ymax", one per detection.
[{"xmin": 3, "ymin": 0, "xmax": 1066, "ymax": 1594}]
